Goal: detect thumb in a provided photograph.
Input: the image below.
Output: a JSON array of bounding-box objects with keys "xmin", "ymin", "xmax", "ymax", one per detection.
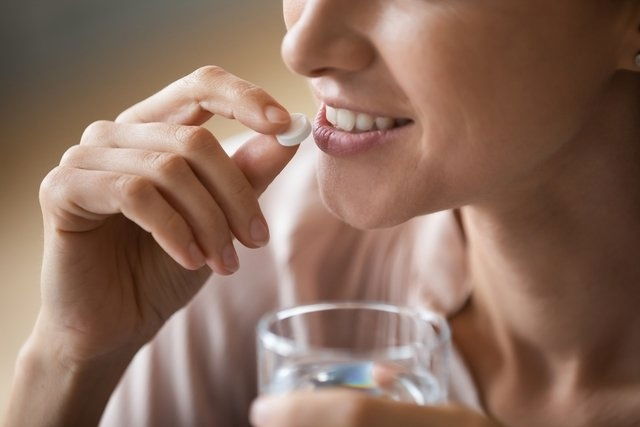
[
  {"xmin": 365, "ymin": 400, "xmax": 499, "ymax": 427},
  {"xmin": 249, "ymin": 390, "xmax": 499, "ymax": 427},
  {"xmin": 231, "ymin": 132, "xmax": 301, "ymax": 195}
]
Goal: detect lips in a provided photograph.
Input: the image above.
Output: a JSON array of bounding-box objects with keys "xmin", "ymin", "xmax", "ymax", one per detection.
[{"xmin": 313, "ymin": 105, "xmax": 414, "ymax": 157}]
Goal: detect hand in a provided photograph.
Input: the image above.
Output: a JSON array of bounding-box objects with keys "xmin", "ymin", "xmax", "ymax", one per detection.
[
  {"xmin": 249, "ymin": 390, "xmax": 500, "ymax": 427},
  {"xmin": 35, "ymin": 65, "xmax": 296, "ymax": 366}
]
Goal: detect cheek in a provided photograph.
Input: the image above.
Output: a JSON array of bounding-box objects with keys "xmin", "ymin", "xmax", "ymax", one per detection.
[
  {"xmin": 316, "ymin": 1, "xmax": 617, "ymax": 229},
  {"xmin": 383, "ymin": 3, "xmax": 614, "ymax": 200}
]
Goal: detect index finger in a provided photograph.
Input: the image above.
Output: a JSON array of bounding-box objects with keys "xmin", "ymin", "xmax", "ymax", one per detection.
[{"xmin": 115, "ymin": 65, "xmax": 291, "ymax": 134}]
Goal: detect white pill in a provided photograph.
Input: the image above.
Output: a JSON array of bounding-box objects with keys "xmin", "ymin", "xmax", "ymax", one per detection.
[{"xmin": 276, "ymin": 113, "xmax": 311, "ymax": 147}]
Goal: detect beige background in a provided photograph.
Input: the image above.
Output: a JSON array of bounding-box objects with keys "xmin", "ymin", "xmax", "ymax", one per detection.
[{"xmin": 0, "ymin": 1, "xmax": 315, "ymax": 417}]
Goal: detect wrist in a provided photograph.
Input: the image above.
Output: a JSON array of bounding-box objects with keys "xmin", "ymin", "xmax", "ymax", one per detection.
[
  {"xmin": 28, "ymin": 311, "xmax": 142, "ymax": 369},
  {"xmin": 18, "ymin": 328, "xmax": 135, "ymax": 380},
  {"xmin": 5, "ymin": 330, "xmax": 137, "ymax": 427}
]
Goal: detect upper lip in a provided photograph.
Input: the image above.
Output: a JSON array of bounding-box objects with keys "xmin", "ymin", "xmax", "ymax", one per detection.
[{"xmin": 316, "ymin": 97, "xmax": 413, "ymax": 121}]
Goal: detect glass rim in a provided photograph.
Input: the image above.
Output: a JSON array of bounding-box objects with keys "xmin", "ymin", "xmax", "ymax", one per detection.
[{"xmin": 256, "ymin": 301, "xmax": 452, "ymax": 357}]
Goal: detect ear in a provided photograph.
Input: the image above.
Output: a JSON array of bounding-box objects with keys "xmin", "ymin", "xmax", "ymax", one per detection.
[{"xmin": 616, "ymin": 2, "xmax": 640, "ymax": 72}]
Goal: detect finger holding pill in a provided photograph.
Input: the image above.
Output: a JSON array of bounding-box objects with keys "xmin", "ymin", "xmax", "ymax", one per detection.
[
  {"xmin": 34, "ymin": 67, "xmax": 311, "ymax": 392},
  {"xmin": 275, "ymin": 113, "xmax": 312, "ymax": 147},
  {"xmin": 116, "ymin": 65, "xmax": 292, "ymax": 136},
  {"xmin": 228, "ymin": 113, "xmax": 310, "ymax": 194}
]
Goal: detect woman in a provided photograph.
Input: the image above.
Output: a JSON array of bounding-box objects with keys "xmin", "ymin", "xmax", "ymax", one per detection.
[{"xmin": 4, "ymin": 1, "xmax": 640, "ymax": 426}]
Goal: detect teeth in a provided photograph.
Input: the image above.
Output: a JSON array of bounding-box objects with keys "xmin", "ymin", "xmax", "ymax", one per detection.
[
  {"xmin": 375, "ymin": 117, "xmax": 394, "ymax": 130},
  {"xmin": 325, "ymin": 105, "xmax": 409, "ymax": 132},
  {"xmin": 326, "ymin": 106, "xmax": 337, "ymax": 126},
  {"xmin": 336, "ymin": 109, "xmax": 356, "ymax": 132},
  {"xmin": 355, "ymin": 113, "xmax": 374, "ymax": 132}
]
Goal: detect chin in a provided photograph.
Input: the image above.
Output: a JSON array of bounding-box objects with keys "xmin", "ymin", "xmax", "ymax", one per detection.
[
  {"xmin": 316, "ymin": 175, "xmax": 419, "ymax": 230},
  {"xmin": 313, "ymin": 136, "xmax": 463, "ymax": 229},
  {"xmin": 315, "ymin": 158, "xmax": 462, "ymax": 230}
]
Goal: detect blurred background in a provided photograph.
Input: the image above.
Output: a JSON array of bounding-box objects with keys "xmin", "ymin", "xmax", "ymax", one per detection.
[{"xmin": 0, "ymin": 0, "xmax": 315, "ymax": 417}]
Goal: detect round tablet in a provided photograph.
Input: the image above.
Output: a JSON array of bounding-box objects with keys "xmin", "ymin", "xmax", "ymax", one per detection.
[{"xmin": 276, "ymin": 113, "xmax": 312, "ymax": 147}]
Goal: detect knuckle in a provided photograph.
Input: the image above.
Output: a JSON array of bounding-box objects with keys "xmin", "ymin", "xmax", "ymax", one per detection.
[
  {"xmin": 39, "ymin": 166, "xmax": 69, "ymax": 203},
  {"xmin": 80, "ymin": 120, "xmax": 112, "ymax": 145},
  {"xmin": 227, "ymin": 178, "xmax": 255, "ymax": 200},
  {"xmin": 115, "ymin": 175, "xmax": 154, "ymax": 202},
  {"xmin": 174, "ymin": 125, "xmax": 214, "ymax": 153},
  {"xmin": 59, "ymin": 145, "xmax": 84, "ymax": 166},
  {"xmin": 229, "ymin": 79, "xmax": 264, "ymax": 101},
  {"xmin": 145, "ymin": 152, "xmax": 188, "ymax": 178},
  {"xmin": 204, "ymin": 204, "xmax": 230, "ymax": 233},
  {"xmin": 185, "ymin": 65, "xmax": 227, "ymax": 87},
  {"xmin": 163, "ymin": 209, "xmax": 186, "ymax": 235}
]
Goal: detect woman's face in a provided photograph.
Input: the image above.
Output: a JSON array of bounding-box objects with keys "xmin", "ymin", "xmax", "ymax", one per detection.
[{"xmin": 281, "ymin": 0, "xmax": 633, "ymax": 229}]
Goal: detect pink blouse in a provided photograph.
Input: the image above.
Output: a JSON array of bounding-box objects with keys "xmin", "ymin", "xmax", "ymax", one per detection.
[{"xmin": 99, "ymin": 134, "xmax": 482, "ymax": 426}]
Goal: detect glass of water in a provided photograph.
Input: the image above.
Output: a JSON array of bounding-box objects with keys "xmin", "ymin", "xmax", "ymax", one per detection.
[{"xmin": 256, "ymin": 301, "xmax": 451, "ymax": 405}]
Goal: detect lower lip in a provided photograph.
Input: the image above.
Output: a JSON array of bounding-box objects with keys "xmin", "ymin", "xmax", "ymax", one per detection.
[{"xmin": 312, "ymin": 106, "xmax": 414, "ymax": 157}]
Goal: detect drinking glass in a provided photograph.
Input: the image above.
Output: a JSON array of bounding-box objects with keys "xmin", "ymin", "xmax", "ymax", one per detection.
[{"xmin": 256, "ymin": 301, "xmax": 451, "ymax": 405}]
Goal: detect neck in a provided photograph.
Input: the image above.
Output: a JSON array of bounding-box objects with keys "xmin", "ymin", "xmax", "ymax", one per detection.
[{"xmin": 460, "ymin": 71, "xmax": 640, "ymax": 389}]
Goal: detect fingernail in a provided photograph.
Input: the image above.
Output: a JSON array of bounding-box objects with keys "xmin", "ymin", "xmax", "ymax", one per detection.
[
  {"xmin": 264, "ymin": 105, "xmax": 290, "ymax": 124},
  {"xmin": 250, "ymin": 396, "xmax": 276, "ymax": 426},
  {"xmin": 188, "ymin": 242, "xmax": 206, "ymax": 268},
  {"xmin": 250, "ymin": 216, "xmax": 270, "ymax": 246},
  {"xmin": 222, "ymin": 242, "xmax": 239, "ymax": 273}
]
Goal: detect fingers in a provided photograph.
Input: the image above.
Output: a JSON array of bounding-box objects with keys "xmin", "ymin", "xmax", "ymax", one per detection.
[
  {"xmin": 250, "ymin": 390, "xmax": 373, "ymax": 427},
  {"xmin": 115, "ymin": 65, "xmax": 291, "ymax": 135},
  {"xmin": 78, "ymin": 120, "xmax": 297, "ymax": 247},
  {"xmin": 39, "ymin": 167, "xmax": 207, "ymax": 271},
  {"xmin": 59, "ymin": 145, "xmax": 239, "ymax": 275},
  {"xmin": 249, "ymin": 390, "xmax": 498, "ymax": 427},
  {"xmin": 231, "ymin": 132, "xmax": 301, "ymax": 195}
]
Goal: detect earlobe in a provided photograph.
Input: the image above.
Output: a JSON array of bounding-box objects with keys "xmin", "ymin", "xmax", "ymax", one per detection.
[
  {"xmin": 615, "ymin": 3, "xmax": 640, "ymax": 72},
  {"xmin": 631, "ymin": 20, "xmax": 640, "ymax": 70},
  {"xmin": 617, "ymin": 40, "xmax": 640, "ymax": 72},
  {"xmin": 618, "ymin": 18, "xmax": 640, "ymax": 71}
]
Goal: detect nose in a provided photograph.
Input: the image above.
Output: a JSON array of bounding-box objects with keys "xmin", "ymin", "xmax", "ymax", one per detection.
[{"xmin": 281, "ymin": 1, "xmax": 375, "ymax": 77}]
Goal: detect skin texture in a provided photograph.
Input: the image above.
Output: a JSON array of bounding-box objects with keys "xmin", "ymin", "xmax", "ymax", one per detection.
[
  {"xmin": 4, "ymin": 1, "xmax": 640, "ymax": 426},
  {"xmin": 250, "ymin": 390, "xmax": 497, "ymax": 427},
  {"xmin": 273, "ymin": 0, "xmax": 640, "ymax": 426},
  {"xmin": 282, "ymin": 0, "xmax": 634, "ymax": 228},
  {"xmin": 3, "ymin": 67, "xmax": 299, "ymax": 427}
]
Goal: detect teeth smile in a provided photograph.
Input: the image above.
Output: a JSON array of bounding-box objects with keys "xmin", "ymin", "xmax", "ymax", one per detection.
[{"xmin": 325, "ymin": 106, "xmax": 411, "ymax": 133}]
